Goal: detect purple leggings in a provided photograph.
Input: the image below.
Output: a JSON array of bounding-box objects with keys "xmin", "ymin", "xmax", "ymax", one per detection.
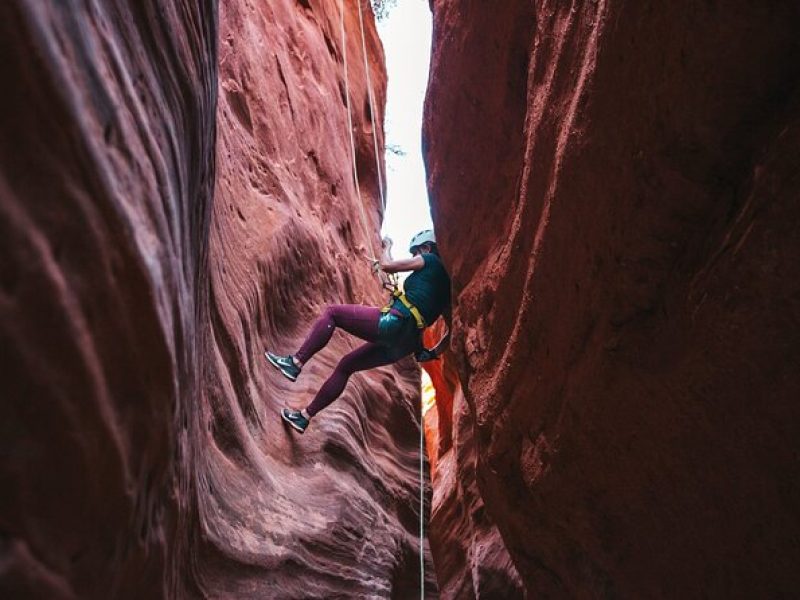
[{"xmin": 295, "ymin": 304, "xmax": 416, "ymax": 417}]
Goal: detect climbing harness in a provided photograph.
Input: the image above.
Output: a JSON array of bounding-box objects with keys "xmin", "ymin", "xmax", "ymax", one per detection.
[
  {"xmin": 339, "ymin": 2, "xmax": 426, "ymax": 595},
  {"xmin": 381, "ymin": 288, "xmax": 427, "ymax": 329}
]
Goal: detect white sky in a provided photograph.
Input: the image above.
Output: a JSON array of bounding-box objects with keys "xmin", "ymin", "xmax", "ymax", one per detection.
[{"xmin": 377, "ymin": 0, "xmax": 433, "ymax": 261}]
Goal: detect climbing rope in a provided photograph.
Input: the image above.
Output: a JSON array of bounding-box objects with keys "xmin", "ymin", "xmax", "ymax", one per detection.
[
  {"xmin": 339, "ymin": 2, "xmax": 425, "ymax": 595},
  {"xmin": 355, "ymin": 0, "xmax": 387, "ymax": 213},
  {"xmin": 419, "ymin": 396, "xmax": 425, "ymax": 597},
  {"xmin": 357, "ymin": 0, "xmax": 399, "ymax": 293},
  {"xmin": 338, "ymin": 0, "xmax": 378, "ymax": 264},
  {"xmin": 340, "ymin": 0, "xmax": 399, "ymax": 295}
]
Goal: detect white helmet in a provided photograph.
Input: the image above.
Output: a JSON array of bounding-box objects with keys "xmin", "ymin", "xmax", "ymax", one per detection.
[{"xmin": 409, "ymin": 229, "xmax": 436, "ymax": 254}]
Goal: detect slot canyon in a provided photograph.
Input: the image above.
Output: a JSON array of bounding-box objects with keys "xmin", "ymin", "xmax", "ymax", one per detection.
[{"xmin": 1, "ymin": 0, "xmax": 799, "ymax": 598}]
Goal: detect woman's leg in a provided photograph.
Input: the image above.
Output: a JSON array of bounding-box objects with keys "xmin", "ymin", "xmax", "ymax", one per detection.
[
  {"xmin": 295, "ymin": 304, "xmax": 382, "ymax": 364},
  {"xmin": 305, "ymin": 342, "xmax": 396, "ymax": 417}
]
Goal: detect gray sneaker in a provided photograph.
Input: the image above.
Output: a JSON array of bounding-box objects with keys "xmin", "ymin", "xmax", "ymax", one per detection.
[
  {"xmin": 281, "ymin": 408, "xmax": 309, "ymax": 433},
  {"xmin": 265, "ymin": 351, "xmax": 301, "ymax": 382}
]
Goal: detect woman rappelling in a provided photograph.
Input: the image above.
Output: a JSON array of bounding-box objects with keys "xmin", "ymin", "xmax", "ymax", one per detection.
[{"xmin": 265, "ymin": 229, "xmax": 451, "ymax": 433}]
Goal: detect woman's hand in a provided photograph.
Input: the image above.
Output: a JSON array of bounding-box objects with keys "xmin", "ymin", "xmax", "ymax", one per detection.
[{"xmin": 414, "ymin": 348, "xmax": 438, "ymax": 362}]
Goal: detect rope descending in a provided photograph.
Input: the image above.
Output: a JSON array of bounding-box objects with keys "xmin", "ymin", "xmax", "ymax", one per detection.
[
  {"xmin": 339, "ymin": 2, "xmax": 425, "ymax": 595},
  {"xmin": 339, "ymin": 0, "xmax": 397, "ymax": 293}
]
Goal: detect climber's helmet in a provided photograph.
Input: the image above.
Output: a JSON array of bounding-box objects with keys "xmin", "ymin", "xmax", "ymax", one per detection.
[{"xmin": 409, "ymin": 229, "xmax": 436, "ymax": 255}]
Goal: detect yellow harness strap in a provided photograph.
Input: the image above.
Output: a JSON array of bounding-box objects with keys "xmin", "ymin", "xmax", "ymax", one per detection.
[{"xmin": 381, "ymin": 289, "xmax": 426, "ymax": 329}]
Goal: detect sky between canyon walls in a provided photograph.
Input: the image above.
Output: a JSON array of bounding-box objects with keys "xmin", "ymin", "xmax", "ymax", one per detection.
[{"xmin": 377, "ymin": 0, "xmax": 433, "ymax": 263}]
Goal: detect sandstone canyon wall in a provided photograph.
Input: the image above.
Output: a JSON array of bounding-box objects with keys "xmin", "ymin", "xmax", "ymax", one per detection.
[
  {"xmin": 424, "ymin": 0, "xmax": 800, "ymax": 597},
  {"xmin": 0, "ymin": 1, "xmax": 217, "ymax": 596},
  {"xmin": 422, "ymin": 325, "xmax": 523, "ymax": 599},
  {"xmin": 1, "ymin": 0, "xmax": 434, "ymax": 598},
  {"xmin": 203, "ymin": 0, "xmax": 435, "ymax": 597}
]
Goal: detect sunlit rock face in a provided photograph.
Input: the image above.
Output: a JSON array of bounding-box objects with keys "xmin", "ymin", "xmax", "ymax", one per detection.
[
  {"xmin": 424, "ymin": 0, "xmax": 800, "ymax": 596},
  {"xmin": 0, "ymin": 0, "xmax": 434, "ymax": 597}
]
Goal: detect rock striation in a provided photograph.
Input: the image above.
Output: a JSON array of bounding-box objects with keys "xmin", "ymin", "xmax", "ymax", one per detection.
[
  {"xmin": 1, "ymin": 0, "xmax": 434, "ymax": 598},
  {"xmin": 0, "ymin": 1, "xmax": 217, "ymax": 596},
  {"xmin": 424, "ymin": 0, "xmax": 800, "ymax": 597}
]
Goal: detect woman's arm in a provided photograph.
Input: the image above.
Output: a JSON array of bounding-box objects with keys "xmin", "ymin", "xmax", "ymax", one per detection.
[{"xmin": 380, "ymin": 256, "xmax": 425, "ymax": 273}]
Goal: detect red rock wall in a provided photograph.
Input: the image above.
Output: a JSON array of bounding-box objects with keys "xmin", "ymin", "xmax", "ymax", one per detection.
[
  {"xmin": 422, "ymin": 320, "xmax": 457, "ymax": 468},
  {"xmin": 0, "ymin": 1, "xmax": 217, "ymax": 596},
  {"xmin": 200, "ymin": 0, "xmax": 435, "ymax": 596},
  {"xmin": 422, "ymin": 326, "xmax": 523, "ymax": 598},
  {"xmin": 424, "ymin": 0, "xmax": 800, "ymax": 597},
  {"xmin": 0, "ymin": 0, "xmax": 434, "ymax": 597},
  {"xmin": 423, "ymin": 380, "xmax": 524, "ymax": 599}
]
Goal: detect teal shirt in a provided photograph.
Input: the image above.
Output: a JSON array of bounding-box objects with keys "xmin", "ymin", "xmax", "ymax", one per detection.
[{"xmin": 403, "ymin": 253, "xmax": 451, "ymax": 324}]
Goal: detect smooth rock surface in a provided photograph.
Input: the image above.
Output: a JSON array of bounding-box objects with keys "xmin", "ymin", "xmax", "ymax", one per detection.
[
  {"xmin": 1, "ymin": 0, "xmax": 434, "ymax": 597},
  {"xmin": 424, "ymin": 0, "xmax": 800, "ymax": 596}
]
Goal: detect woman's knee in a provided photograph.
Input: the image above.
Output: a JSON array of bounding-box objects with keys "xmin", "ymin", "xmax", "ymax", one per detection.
[
  {"xmin": 316, "ymin": 305, "xmax": 342, "ymax": 332},
  {"xmin": 336, "ymin": 345, "xmax": 390, "ymax": 377},
  {"xmin": 334, "ymin": 354, "xmax": 360, "ymax": 377},
  {"xmin": 335, "ymin": 347, "xmax": 378, "ymax": 376},
  {"xmin": 323, "ymin": 304, "xmax": 346, "ymax": 325}
]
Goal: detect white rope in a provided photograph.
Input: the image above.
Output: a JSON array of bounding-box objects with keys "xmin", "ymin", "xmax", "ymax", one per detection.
[
  {"xmin": 356, "ymin": 0, "xmax": 396, "ymax": 295},
  {"xmin": 420, "ymin": 398, "xmax": 425, "ymax": 598},
  {"xmin": 341, "ymin": 5, "xmax": 425, "ymax": 596},
  {"xmin": 355, "ymin": 0, "xmax": 387, "ymax": 212},
  {"xmin": 339, "ymin": 0, "xmax": 378, "ymax": 263}
]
